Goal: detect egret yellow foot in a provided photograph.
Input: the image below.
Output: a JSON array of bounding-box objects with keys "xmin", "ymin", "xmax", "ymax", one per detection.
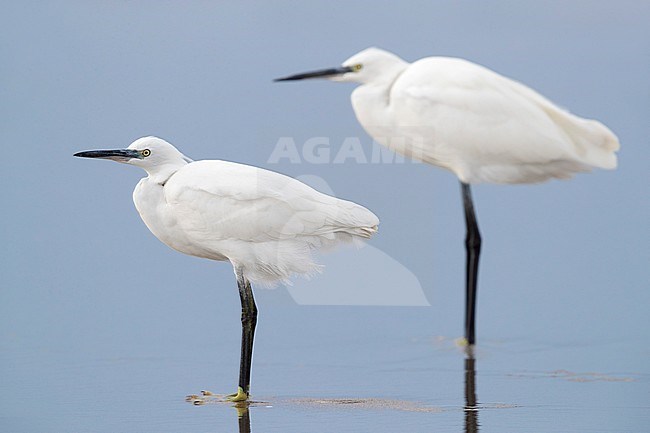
[
  {"xmin": 226, "ymin": 387, "xmax": 249, "ymax": 402},
  {"xmin": 454, "ymin": 337, "xmax": 476, "ymax": 358},
  {"xmin": 185, "ymin": 388, "xmax": 249, "ymax": 404}
]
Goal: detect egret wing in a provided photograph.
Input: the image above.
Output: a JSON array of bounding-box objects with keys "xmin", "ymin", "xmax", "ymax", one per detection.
[
  {"xmin": 163, "ymin": 160, "xmax": 378, "ymax": 246},
  {"xmin": 388, "ymin": 57, "xmax": 618, "ymax": 182}
]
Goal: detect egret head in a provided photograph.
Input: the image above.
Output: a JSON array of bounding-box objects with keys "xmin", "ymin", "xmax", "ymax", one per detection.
[
  {"xmin": 74, "ymin": 136, "xmax": 192, "ymax": 181},
  {"xmin": 125, "ymin": 136, "xmax": 193, "ymax": 169},
  {"xmin": 274, "ymin": 47, "xmax": 407, "ymax": 85}
]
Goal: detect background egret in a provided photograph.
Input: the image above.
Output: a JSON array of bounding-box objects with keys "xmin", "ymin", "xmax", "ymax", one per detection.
[
  {"xmin": 74, "ymin": 136, "xmax": 379, "ymax": 400},
  {"xmin": 276, "ymin": 47, "xmax": 620, "ymax": 345}
]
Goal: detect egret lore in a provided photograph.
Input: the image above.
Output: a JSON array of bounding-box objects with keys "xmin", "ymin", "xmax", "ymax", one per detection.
[
  {"xmin": 276, "ymin": 47, "xmax": 620, "ymax": 345},
  {"xmin": 74, "ymin": 136, "xmax": 379, "ymax": 401}
]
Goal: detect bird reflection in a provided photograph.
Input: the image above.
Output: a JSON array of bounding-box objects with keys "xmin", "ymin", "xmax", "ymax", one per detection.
[
  {"xmin": 464, "ymin": 348, "xmax": 479, "ymax": 433},
  {"xmin": 200, "ymin": 347, "xmax": 480, "ymax": 433},
  {"xmin": 233, "ymin": 402, "xmax": 251, "ymax": 433}
]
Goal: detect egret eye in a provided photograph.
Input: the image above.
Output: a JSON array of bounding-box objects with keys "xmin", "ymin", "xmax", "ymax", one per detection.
[
  {"xmin": 141, "ymin": 149, "xmax": 151, "ymax": 157},
  {"xmin": 353, "ymin": 64, "xmax": 363, "ymax": 71}
]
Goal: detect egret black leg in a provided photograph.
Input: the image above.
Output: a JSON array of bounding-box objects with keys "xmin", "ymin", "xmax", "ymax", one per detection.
[
  {"xmin": 460, "ymin": 182, "xmax": 481, "ymax": 345},
  {"xmin": 235, "ymin": 268, "xmax": 258, "ymax": 398}
]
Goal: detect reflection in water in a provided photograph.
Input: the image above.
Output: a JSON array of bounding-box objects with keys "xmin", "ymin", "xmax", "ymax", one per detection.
[
  {"xmin": 186, "ymin": 393, "xmax": 254, "ymax": 432},
  {"xmin": 189, "ymin": 349, "xmax": 484, "ymax": 433},
  {"xmin": 234, "ymin": 402, "xmax": 251, "ymax": 433},
  {"xmin": 464, "ymin": 348, "xmax": 479, "ymax": 433}
]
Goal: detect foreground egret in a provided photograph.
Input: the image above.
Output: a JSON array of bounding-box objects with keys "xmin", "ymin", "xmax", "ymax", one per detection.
[
  {"xmin": 74, "ymin": 136, "xmax": 379, "ymax": 400},
  {"xmin": 276, "ymin": 47, "xmax": 620, "ymax": 345}
]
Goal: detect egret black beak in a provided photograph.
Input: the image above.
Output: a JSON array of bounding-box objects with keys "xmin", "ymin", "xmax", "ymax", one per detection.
[
  {"xmin": 73, "ymin": 149, "xmax": 142, "ymax": 161},
  {"xmin": 274, "ymin": 66, "xmax": 354, "ymax": 82}
]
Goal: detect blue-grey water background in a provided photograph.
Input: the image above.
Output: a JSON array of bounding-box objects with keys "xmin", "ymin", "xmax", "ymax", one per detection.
[{"xmin": 1, "ymin": 1, "xmax": 648, "ymax": 432}]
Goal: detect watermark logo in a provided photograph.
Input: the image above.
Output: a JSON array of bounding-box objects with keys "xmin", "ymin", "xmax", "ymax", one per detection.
[
  {"xmin": 277, "ymin": 174, "xmax": 430, "ymax": 307},
  {"xmin": 267, "ymin": 136, "xmax": 426, "ymax": 165}
]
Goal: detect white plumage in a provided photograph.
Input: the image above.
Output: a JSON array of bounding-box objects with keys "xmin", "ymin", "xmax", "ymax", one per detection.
[
  {"xmin": 124, "ymin": 137, "xmax": 379, "ymax": 284},
  {"xmin": 276, "ymin": 47, "xmax": 620, "ymax": 346},
  {"xmin": 74, "ymin": 136, "xmax": 378, "ymax": 400},
  {"xmin": 278, "ymin": 47, "xmax": 619, "ymax": 184},
  {"xmin": 350, "ymin": 48, "xmax": 619, "ymax": 184}
]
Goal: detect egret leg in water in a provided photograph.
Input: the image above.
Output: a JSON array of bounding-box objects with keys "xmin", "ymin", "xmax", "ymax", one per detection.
[
  {"xmin": 276, "ymin": 47, "xmax": 620, "ymax": 345},
  {"xmin": 461, "ymin": 183, "xmax": 481, "ymax": 345},
  {"xmin": 74, "ymin": 136, "xmax": 379, "ymax": 399},
  {"xmin": 232, "ymin": 267, "xmax": 257, "ymax": 401}
]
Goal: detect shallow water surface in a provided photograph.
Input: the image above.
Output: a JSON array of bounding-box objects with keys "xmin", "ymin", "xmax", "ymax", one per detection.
[{"xmin": 2, "ymin": 305, "xmax": 647, "ymax": 433}]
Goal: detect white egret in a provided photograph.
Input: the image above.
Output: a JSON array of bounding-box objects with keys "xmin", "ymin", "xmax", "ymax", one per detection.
[
  {"xmin": 276, "ymin": 47, "xmax": 620, "ymax": 345},
  {"xmin": 74, "ymin": 136, "xmax": 379, "ymax": 401}
]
